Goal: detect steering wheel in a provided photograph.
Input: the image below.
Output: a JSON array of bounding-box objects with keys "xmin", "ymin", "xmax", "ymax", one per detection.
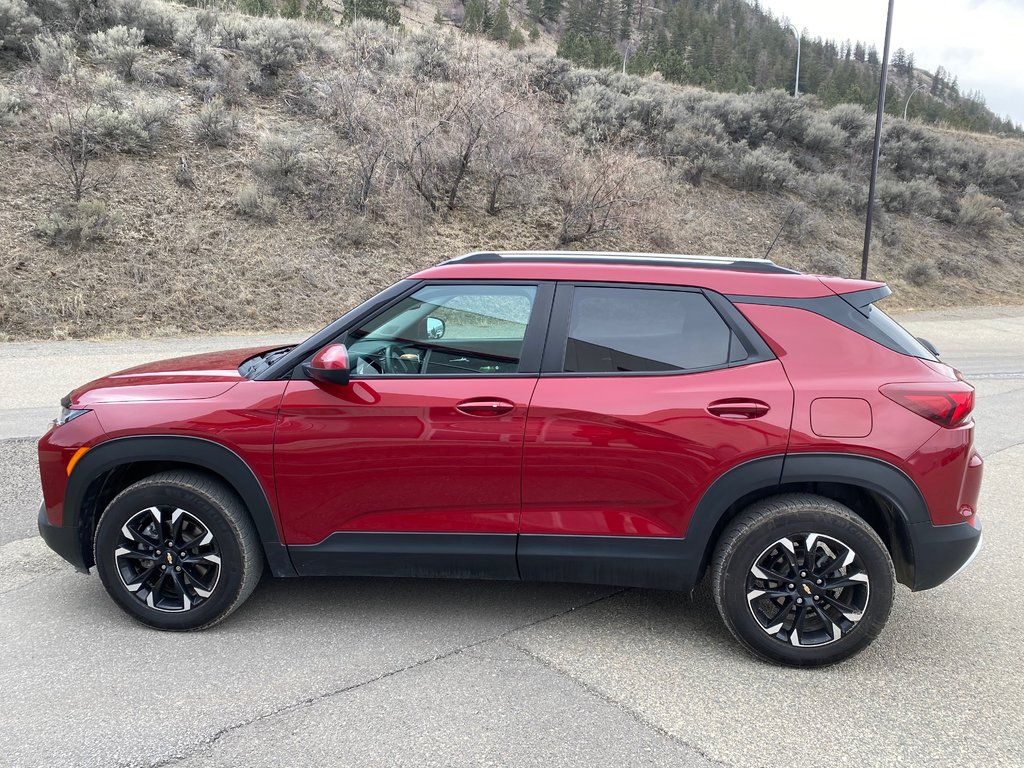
[{"xmin": 384, "ymin": 344, "xmax": 419, "ymax": 374}]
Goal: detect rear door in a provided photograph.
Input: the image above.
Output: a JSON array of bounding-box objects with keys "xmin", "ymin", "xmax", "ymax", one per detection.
[{"xmin": 519, "ymin": 283, "xmax": 794, "ymax": 588}]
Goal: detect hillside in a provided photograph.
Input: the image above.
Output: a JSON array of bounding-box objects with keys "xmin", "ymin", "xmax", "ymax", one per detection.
[
  {"xmin": 217, "ymin": 0, "xmax": 1021, "ymax": 138},
  {"xmin": 550, "ymin": 0, "xmax": 1020, "ymax": 136},
  {"xmin": 1, "ymin": 0, "xmax": 1023, "ymax": 340}
]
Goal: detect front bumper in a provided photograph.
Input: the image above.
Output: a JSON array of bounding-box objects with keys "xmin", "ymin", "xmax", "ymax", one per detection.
[
  {"xmin": 38, "ymin": 501, "xmax": 89, "ymax": 573},
  {"xmin": 908, "ymin": 518, "xmax": 982, "ymax": 591}
]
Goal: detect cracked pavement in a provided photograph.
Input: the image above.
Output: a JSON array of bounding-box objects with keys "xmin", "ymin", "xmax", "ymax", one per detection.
[{"xmin": 2, "ymin": 309, "xmax": 1023, "ymax": 767}]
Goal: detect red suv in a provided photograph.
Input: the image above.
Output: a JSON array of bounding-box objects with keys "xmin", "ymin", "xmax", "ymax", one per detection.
[{"xmin": 38, "ymin": 252, "xmax": 982, "ymax": 666}]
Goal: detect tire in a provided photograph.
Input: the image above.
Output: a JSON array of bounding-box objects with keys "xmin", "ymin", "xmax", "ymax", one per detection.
[
  {"xmin": 93, "ymin": 470, "xmax": 263, "ymax": 631},
  {"xmin": 711, "ymin": 493, "xmax": 895, "ymax": 667}
]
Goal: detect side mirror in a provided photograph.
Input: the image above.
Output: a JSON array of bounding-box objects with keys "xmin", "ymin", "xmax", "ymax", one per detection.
[
  {"xmin": 304, "ymin": 344, "xmax": 351, "ymax": 386},
  {"xmin": 425, "ymin": 316, "xmax": 445, "ymax": 340}
]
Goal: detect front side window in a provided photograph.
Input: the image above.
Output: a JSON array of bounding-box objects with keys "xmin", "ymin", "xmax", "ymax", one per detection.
[
  {"xmin": 563, "ymin": 287, "xmax": 732, "ymax": 373},
  {"xmin": 346, "ymin": 284, "xmax": 537, "ymax": 376}
]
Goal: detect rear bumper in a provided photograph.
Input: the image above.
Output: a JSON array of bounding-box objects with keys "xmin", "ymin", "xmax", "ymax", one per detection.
[
  {"xmin": 907, "ymin": 518, "xmax": 982, "ymax": 591},
  {"xmin": 38, "ymin": 501, "xmax": 89, "ymax": 573}
]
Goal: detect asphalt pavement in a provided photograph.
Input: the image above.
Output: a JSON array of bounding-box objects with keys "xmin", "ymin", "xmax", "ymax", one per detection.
[{"xmin": 2, "ymin": 309, "xmax": 1023, "ymax": 768}]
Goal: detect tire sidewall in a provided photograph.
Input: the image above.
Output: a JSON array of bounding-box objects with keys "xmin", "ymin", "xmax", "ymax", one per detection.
[
  {"xmin": 719, "ymin": 507, "xmax": 895, "ymax": 667},
  {"xmin": 94, "ymin": 482, "xmax": 245, "ymax": 630}
]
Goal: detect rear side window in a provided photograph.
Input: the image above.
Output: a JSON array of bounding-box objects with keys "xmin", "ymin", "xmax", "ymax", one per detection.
[{"xmin": 563, "ymin": 287, "xmax": 732, "ymax": 373}]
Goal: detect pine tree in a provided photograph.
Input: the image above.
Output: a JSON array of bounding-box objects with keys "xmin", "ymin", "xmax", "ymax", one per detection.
[
  {"xmin": 892, "ymin": 47, "xmax": 907, "ymax": 73},
  {"xmin": 304, "ymin": 0, "xmax": 332, "ymax": 22},
  {"xmin": 508, "ymin": 27, "xmax": 526, "ymax": 48},
  {"xmin": 343, "ymin": 0, "xmax": 400, "ymax": 26},
  {"xmin": 482, "ymin": 1, "xmax": 494, "ymax": 33},
  {"xmin": 542, "ymin": 0, "xmax": 563, "ymax": 22},
  {"xmin": 528, "ymin": 21, "xmax": 540, "ymax": 41},
  {"xmin": 489, "ymin": 0, "xmax": 512, "ymax": 41},
  {"xmin": 238, "ymin": 0, "xmax": 275, "ymax": 16},
  {"xmin": 464, "ymin": 0, "xmax": 485, "ymax": 33},
  {"xmin": 600, "ymin": 0, "xmax": 623, "ymax": 41},
  {"xmin": 854, "ymin": 41, "xmax": 865, "ymax": 63},
  {"xmin": 557, "ymin": 30, "xmax": 591, "ymax": 64},
  {"xmin": 281, "ymin": 0, "xmax": 302, "ymax": 18},
  {"xmin": 620, "ymin": 0, "xmax": 633, "ymax": 39},
  {"xmin": 528, "ymin": 0, "xmax": 543, "ymax": 19}
]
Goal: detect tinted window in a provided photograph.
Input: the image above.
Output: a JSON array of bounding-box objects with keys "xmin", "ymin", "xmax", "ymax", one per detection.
[
  {"xmin": 563, "ymin": 287, "xmax": 732, "ymax": 373},
  {"xmin": 347, "ymin": 284, "xmax": 537, "ymax": 376},
  {"xmin": 863, "ymin": 303, "xmax": 938, "ymax": 361}
]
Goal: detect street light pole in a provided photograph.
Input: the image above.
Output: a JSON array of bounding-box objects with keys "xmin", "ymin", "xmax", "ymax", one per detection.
[
  {"xmin": 903, "ymin": 83, "xmax": 927, "ymax": 120},
  {"xmin": 787, "ymin": 23, "xmax": 801, "ymax": 97},
  {"xmin": 861, "ymin": 0, "xmax": 896, "ymax": 281}
]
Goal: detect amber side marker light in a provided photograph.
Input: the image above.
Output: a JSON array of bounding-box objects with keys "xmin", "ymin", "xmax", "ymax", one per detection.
[{"xmin": 66, "ymin": 446, "xmax": 89, "ymax": 476}]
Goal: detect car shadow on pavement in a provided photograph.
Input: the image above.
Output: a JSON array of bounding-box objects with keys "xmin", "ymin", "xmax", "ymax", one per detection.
[{"xmin": 54, "ymin": 566, "xmax": 741, "ymax": 655}]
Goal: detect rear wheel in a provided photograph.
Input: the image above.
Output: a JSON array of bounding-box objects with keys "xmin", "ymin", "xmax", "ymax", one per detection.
[
  {"xmin": 93, "ymin": 470, "xmax": 263, "ymax": 630},
  {"xmin": 711, "ymin": 494, "xmax": 895, "ymax": 667}
]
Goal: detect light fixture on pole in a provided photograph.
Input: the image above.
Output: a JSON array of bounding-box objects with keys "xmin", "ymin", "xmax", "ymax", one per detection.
[
  {"xmin": 861, "ymin": 0, "xmax": 896, "ymax": 281},
  {"xmin": 903, "ymin": 83, "xmax": 927, "ymax": 120},
  {"xmin": 787, "ymin": 22, "xmax": 801, "ymax": 97}
]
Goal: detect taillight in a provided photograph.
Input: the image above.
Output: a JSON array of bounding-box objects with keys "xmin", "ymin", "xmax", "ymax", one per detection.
[{"xmin": 880, "ymin": 383, "xmax": 975, "ymax": 427}]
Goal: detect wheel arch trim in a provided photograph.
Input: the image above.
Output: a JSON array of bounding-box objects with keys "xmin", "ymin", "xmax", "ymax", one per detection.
[
  {"xmin": 778, "ymin": 452, "xmax": 929, "ymax": 524},
  {"xmin": 66, "ymin": 435, "xmax": 296, "ymax": 577},
  {"xmin": 686, "ymin": 452, "xmax": 929, "ymax": 586}
]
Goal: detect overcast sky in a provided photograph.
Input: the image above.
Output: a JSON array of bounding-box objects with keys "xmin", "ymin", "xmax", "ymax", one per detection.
[{"xmin": 755, "ymin": 0, "xmax": 1024, "ymax": 125}]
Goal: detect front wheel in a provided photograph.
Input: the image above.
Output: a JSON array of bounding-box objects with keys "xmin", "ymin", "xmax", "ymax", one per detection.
[
  {"xmin": 711, "ymin": 494, "xmax": 895, "ymax": 667},
  {"xmin": 93, "ymin": 470, "xmax": 263, "ymax": 630}
]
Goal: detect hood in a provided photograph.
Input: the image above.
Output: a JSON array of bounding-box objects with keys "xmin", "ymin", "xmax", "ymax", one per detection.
[{"xmin": 69, "ymin": 347, "xmax": 270, "ymax": 406}]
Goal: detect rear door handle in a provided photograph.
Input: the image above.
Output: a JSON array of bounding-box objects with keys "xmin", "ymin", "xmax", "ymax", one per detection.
[
  {"xmin": 707, "ymin": 399, "xmax": 770, "ymax": 420},
  {"xmin": 456, "ymin": 398, "xmax": 516, "ymax": 417}
]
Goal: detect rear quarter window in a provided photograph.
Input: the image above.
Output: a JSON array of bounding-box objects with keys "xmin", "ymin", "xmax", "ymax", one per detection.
[{"xmin": 862, "ymin": 304, "xmax": 938, "ymax": 361}]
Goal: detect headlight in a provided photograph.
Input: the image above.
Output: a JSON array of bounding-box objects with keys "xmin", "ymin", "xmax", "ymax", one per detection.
[{"xmin": 54, "ymin": 406, "xmax": 90, "ymax": 427}]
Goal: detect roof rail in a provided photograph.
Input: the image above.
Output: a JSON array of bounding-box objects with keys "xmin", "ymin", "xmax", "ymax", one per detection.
[{"xmin": 446, "ymin": 251, "xmax": 800, "ymax": 275}]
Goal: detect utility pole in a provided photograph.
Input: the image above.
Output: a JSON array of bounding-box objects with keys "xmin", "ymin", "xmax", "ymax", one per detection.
[
  {"xmin": 861, "ymin": 0, "xmax": 895, "ymax": 281},
  {"xmin": 903, "ymin": 83, "xmax": 927, "ymax": 120},
  {"xmin": 787, "ymin": 23, "xmax": 801, "ymax": 97}
]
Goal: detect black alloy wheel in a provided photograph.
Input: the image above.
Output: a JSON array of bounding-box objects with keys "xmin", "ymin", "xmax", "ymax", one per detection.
[
  {"xmin": 712, "ymin": 493, "xmax": 895, "ymax": 667},
  {"xmin": 94, "ymin": 470, "xmax": 263, "ymax": 630},
  {"xmin": 113, "ymin": 505, "xmax": 223, "ymax": 612},
  {"xmin": 745, "ymin": 531, "xmax": 870, "ymax": 647}
]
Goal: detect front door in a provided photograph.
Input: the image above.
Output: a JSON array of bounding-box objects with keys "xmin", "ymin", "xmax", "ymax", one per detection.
[{"xmin": 275, "ymin": 282, "xmax": 551, "ymax": 579}]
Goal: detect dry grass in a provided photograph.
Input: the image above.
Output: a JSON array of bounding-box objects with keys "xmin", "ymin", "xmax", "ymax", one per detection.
[{"xmin": 1, "ymin": 4, "xmax": 1022, "ymax": 341}]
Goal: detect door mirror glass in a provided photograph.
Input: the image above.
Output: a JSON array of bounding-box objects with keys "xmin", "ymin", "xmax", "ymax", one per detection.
[
  {"xmin": 304, "ymin": 343, "xmax": 351, "ymax": 386},
  {"xmin": 425, "ymin": 317, "xmax": 445, "ymax": 340}
]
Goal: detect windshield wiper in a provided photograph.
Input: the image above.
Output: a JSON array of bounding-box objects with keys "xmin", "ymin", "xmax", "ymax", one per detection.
[{"xmin": 262, "ymin": 347, "xmax": 294, "ymax": 365}]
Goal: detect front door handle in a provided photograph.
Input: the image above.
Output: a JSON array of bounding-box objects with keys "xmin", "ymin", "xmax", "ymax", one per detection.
[
  {"xmin": 456, "ymin": 398, "xmax": 516, "ymax": 417},
  {"xmin": 707, "ymin": 399, "xmax": 771, "ymax": 420}
]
